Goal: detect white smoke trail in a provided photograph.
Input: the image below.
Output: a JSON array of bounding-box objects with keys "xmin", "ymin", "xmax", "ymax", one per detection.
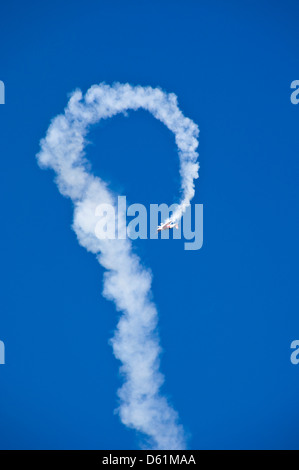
[{"xmin": 37, "ymin": 83, "xmax": 199, "ymax": 449}]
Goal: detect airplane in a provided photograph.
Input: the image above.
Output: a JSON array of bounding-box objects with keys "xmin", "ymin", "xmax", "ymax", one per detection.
[{"xmin": 157, "ymin": 220, "xmax": 179, "ymax": 232}]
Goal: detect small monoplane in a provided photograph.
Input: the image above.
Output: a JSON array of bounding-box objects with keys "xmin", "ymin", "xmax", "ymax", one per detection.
[{"xmin": 157, "ymin": 220, "xmax": 179, "ymax": 232}]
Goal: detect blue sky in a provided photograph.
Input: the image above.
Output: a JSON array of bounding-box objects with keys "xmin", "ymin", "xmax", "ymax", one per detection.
[{"xmin": 0, "ymin": 0, "xmax": 299, "ymax": 450}]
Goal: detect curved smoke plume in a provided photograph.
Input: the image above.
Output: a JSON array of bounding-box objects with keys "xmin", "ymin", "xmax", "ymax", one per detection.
[{"xmin": 37, "ymin": 83, "xmax": 199, "ymax": 449}]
